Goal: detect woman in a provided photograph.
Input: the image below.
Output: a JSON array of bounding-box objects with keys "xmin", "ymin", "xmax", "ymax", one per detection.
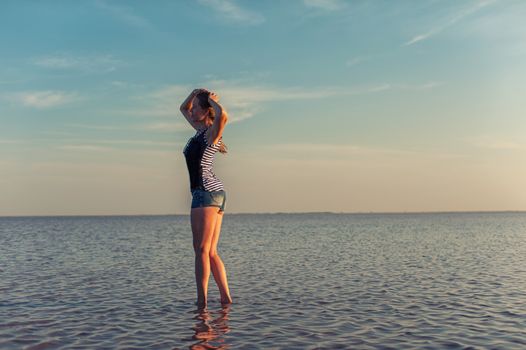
[{"xmin": 180, "ymin": 88, "xmax": 233, "ymax": 308}]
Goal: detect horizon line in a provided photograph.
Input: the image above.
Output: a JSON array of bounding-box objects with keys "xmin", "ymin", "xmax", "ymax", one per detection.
[{"xmin": 1, "ymin": 210, "xmax": 525, "ymax": 218}]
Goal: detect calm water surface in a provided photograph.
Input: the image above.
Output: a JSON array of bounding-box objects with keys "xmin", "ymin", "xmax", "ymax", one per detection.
[{"xmin": 1, "ymin": 212, "xmax": 525, "ymax": 349}]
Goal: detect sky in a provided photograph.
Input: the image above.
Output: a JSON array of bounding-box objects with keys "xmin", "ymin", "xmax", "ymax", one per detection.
[{"xmin": 1, "ymin": 0, "xmax": 525, "ymax": 216}]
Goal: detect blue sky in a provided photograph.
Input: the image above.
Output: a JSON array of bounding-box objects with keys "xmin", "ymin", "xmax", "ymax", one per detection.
[{"xmin": 1, "ymin": 0, "xmax": 525, "ymax": 215}]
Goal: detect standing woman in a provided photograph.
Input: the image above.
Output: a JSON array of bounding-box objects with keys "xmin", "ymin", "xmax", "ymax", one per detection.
[{"xmin": 180, "ymin": 88, "xmax": 233, "ymax": 308}]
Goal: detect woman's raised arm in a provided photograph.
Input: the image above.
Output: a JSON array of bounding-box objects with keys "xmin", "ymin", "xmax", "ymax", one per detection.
[
  {"xmin": 207, "ymin": 92, "xmax": 229, "ymax": 145},
  {"xmin": 179, "ymin": 88, "xmax": 207, "ymax": 130}
]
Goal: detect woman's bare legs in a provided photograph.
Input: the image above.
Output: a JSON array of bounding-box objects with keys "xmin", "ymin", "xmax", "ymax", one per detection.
[
  {"xmin": 191, "ymin": 206, "xmax": 219, "ymax": 308},
  {"xmin": 209, "ymin": 210, "xmax": 233, "ymax": 304}
]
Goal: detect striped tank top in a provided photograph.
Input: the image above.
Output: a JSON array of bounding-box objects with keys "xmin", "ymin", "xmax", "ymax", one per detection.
[{"xmin": 183, "ymin": 126, "xmax": 225, "ymax": 192}]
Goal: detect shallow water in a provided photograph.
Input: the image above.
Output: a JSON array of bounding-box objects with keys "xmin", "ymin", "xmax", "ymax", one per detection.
[{"xmin": 1, "ymin": 212, "xmax": 525, "ymax": 349}]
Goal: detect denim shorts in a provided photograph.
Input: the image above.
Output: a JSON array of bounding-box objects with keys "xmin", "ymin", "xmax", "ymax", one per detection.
[{"xmin": 191, "ymin": 189, "xmax": 226, "ymax": 212}]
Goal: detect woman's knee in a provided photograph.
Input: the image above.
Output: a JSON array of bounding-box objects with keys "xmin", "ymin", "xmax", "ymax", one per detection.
[
  {"xmin": 194, "ymin": 246, "xmax": 210, "ymax": 256},
  {"xmin": 209, "ymin": 250, "xmax": 218, "ymax": 259}
]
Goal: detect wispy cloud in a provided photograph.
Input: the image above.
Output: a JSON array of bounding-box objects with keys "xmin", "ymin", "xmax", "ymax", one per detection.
[
  {"xmin": 143, "ymin": 122, "xmax": 190, "ymax": 132},
  {"xmin": 197, "ymin": 0, "xmax": 265, "ymax": 25},
  {"xmin": 464, "ymin": 3, "xmax": 526, "ymax": 56},
  {"xmin": 123, "ymin": 81, "xmax": 395, "ymax": 123},
  {"xmin": 0, "ymin": 139, "xmax": 24, "ymax": 144},
  {"xmin": 263, "ymin": 143, "xmax": 469, "ymax": 160},
  {"xmin": 9, "ymin": 91, "xmax": 79, "ymax": 108},
  {"xmin": 87, "ymin": 139, "xmax": 180, "ymax": 147},
  {"xmin": 58, "ymin": 145, "xmax": 113, "ymax": 152},
  {"xmin": 303, "ymin": 0, "xmax": 346, "ymax": 11},
  {"xmin": 393, "ymin": 81, "xmax": 446, "ymax": 90},
  {"xmin": 220, "ymin": 81, "xmax": 393, "ymax": 100},
  {"xmin": 404, "ymin": 0, "xmax": 497, "ymax": 46},
  {"xmin": 65, "ymin": 123, "xmax": 128, "ymax": 131},
  {"xmin": 95, "ymin": 0, "xmax": 152, "ymax": 28},
  {"xmin": 109, "ymin": 80, "xmax": 144, "ymax": 89},
  {"xmin": 55, "ymin": 144, "xmax": 180, "ymax": 156},
  {"xmin": 32, "ymin": 53, "xmax": 123, "ymax": 73},
  {"xmin": 268, "ymin": 143, "xmax": 421, "ymax": 156},
  {"xmin": 55, "ymin": 139, "xmax": 181, "ymax": 151},
  {"xmin": 122, "ymin": 79, "xmax": 442, "ymax": 124},
  {"xmin": 2, "ymin": 136, "xmax": 182, "ymax": 152},
  {"xmin": 467, "ymin": 135, "xmax": 526, "ymax": 150},
  {"xmin": 345, "ymin": 57, "xmax": 364, "ymax": 67},
  {"xmin": 65, "ymin": 121, "xmax": 193, "ymax": 133}
]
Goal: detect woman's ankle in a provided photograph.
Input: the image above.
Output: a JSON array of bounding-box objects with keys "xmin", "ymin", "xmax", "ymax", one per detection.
[{"xmin": 220, "ymin": 295, "xmax": 233, "ymax": 304}]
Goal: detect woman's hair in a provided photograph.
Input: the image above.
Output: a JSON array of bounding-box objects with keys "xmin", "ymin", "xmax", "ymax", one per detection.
[{"xmin": 195, "ymin": 92, "xmax": 228, "ymax": 154}]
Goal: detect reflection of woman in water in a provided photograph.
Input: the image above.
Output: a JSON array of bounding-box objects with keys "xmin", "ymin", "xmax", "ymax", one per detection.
[
  {"xmin": 188, "ymin": 305, "xmax": 231, "ymax": 350},
  {"xmin": 180, "ymin": 88, "xmax": 233, "ymax": 308}
]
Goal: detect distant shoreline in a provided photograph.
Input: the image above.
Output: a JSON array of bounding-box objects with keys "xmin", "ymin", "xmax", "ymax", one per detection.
[{"xmin": 1, "ymin": 210, "xmax": 525, "ymax": 218}]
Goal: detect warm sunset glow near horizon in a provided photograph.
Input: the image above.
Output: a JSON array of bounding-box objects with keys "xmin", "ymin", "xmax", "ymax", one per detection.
[{"xmin": 1, "ymin": 0, "xmax": 525, "ymax": 216}]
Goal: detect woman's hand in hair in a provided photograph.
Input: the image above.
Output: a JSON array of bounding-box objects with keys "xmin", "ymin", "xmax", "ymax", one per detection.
[{"xmin": 208, "ymin": 91, "xmax": 220, "ymax": 102}]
